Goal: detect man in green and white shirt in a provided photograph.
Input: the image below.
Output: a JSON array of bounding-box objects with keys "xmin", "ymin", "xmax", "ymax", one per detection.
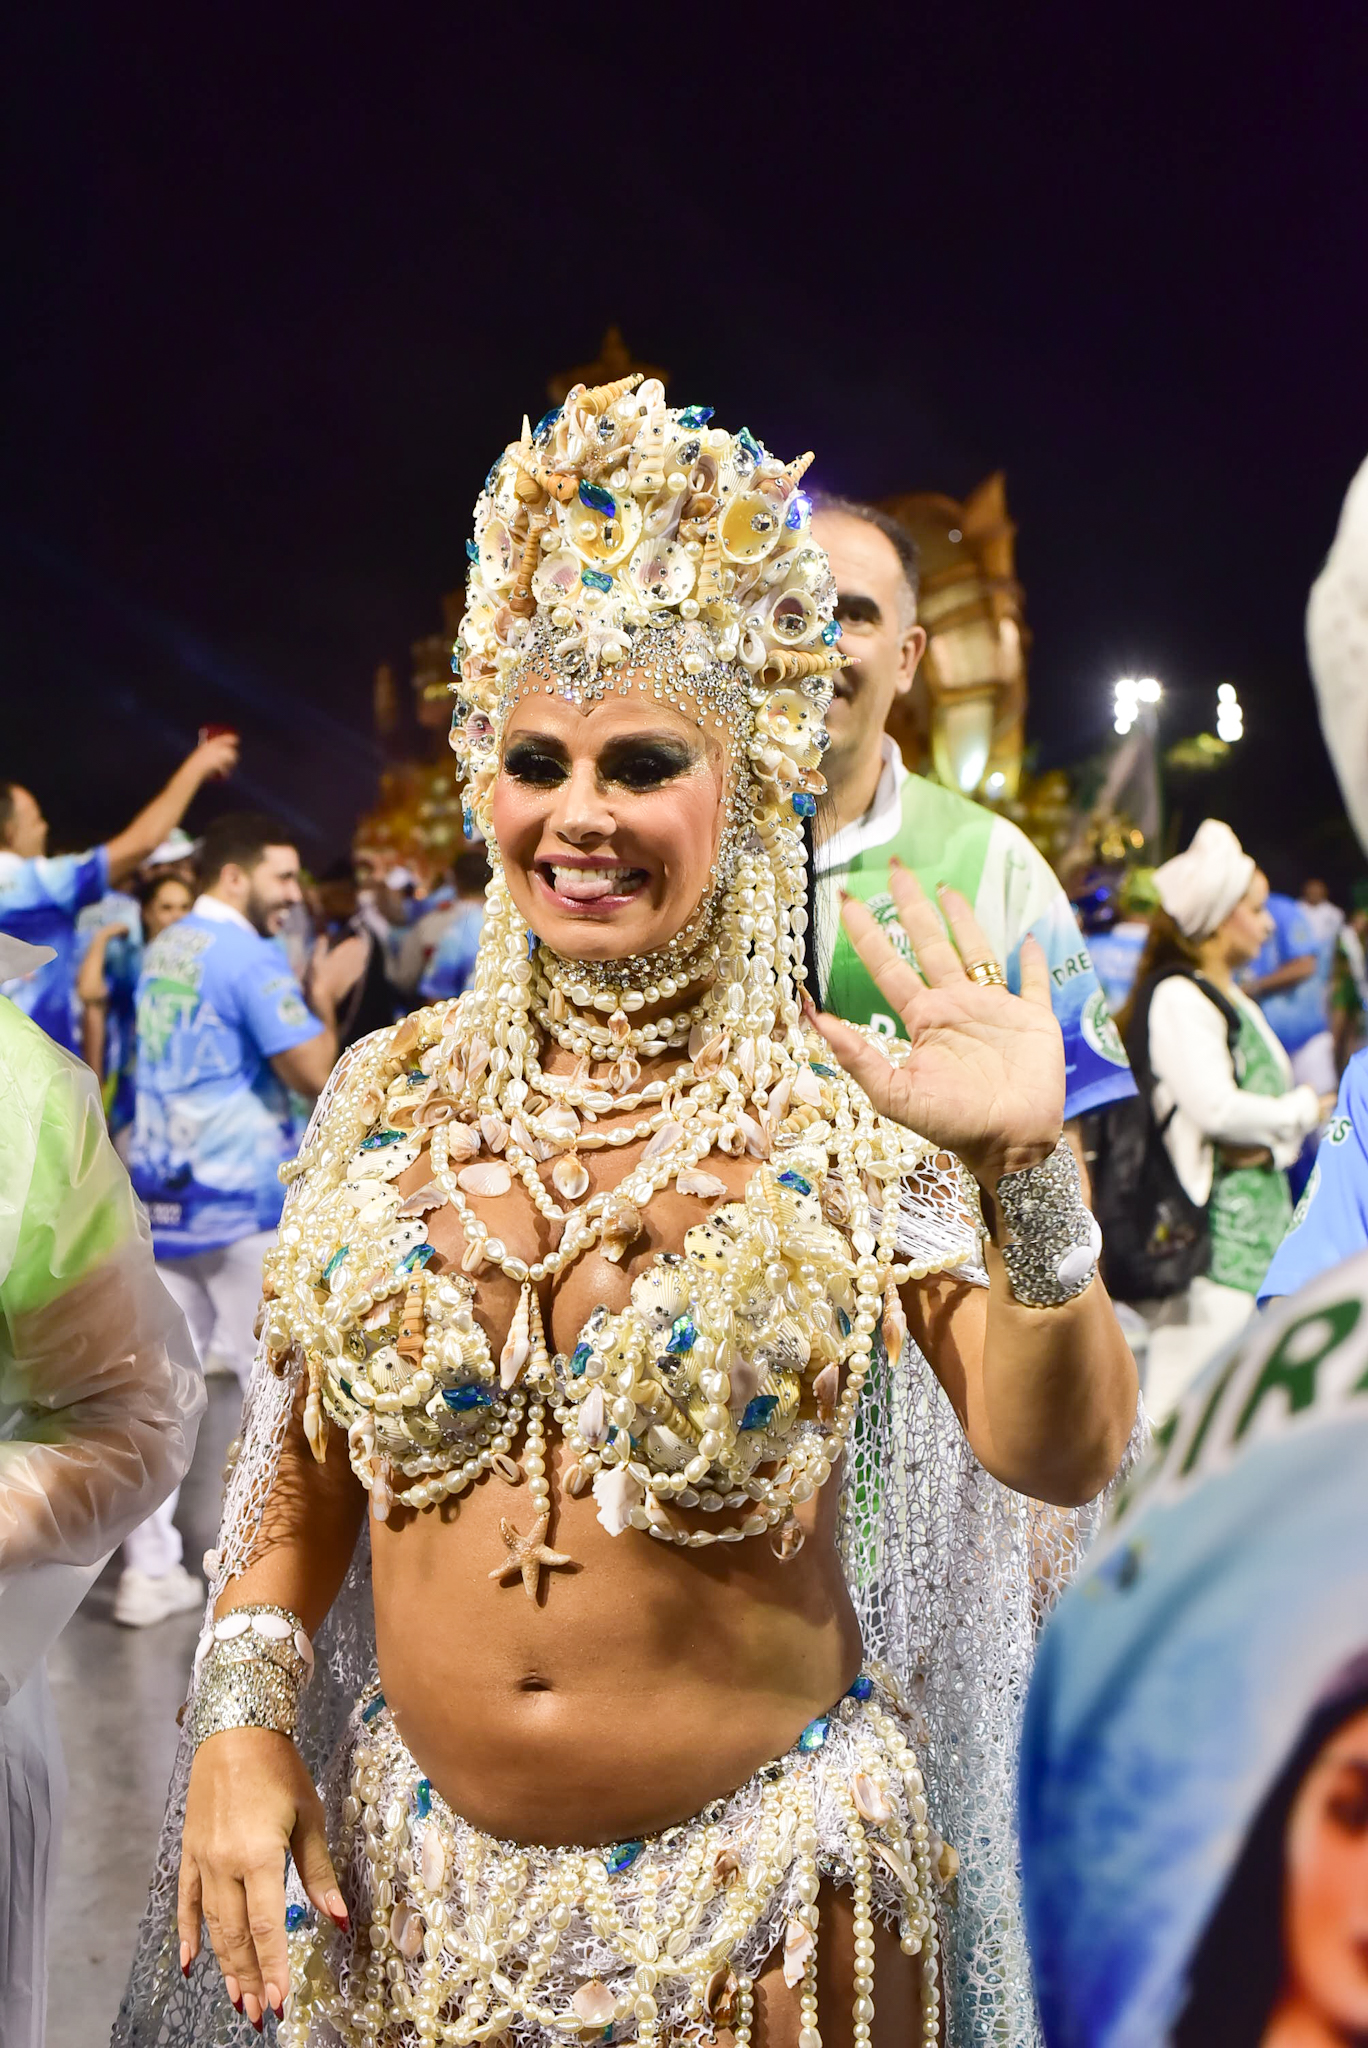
[{"xmin": 810, "ymin": 500, "xmax": 1135, "ymax": 1123}]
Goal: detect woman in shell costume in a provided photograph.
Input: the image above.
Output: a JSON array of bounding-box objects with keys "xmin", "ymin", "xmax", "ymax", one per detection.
[{"xmin": 116, "ymin": 380, "xmax": 1138, "ymax": 2048}]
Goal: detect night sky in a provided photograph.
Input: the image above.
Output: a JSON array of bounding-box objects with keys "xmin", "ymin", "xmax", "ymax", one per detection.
[{"xmin": 7, "ymin": 9, "xmax": 1368, "ymax": 883}]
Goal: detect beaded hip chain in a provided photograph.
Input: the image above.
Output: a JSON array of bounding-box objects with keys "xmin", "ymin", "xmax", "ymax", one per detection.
[{"xmin": 280, "ymin": 1670, "xmax": 948, "ymax": 2048}]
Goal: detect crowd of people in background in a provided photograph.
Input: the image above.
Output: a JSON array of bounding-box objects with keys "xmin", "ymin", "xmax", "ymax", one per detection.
[
  {"xmin": 0, "ymin": 756, "xmax": 493, "ymax": 1634},
  {"xmin": 1074, "ymin": 824, "xmax": 1368, "ymax": 1413},
  {"xmin": 6, "ymin": 495, "xmax": 1361, "ymax": 1504}
]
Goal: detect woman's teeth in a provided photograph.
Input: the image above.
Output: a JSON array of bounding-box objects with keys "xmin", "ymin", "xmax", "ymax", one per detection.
[{"xmin": 548, "ymin": 864, "xmax": 644, "ymax": 901}]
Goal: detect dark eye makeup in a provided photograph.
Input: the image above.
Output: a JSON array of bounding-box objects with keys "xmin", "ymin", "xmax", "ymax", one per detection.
[
  {"xmin": 502, "ymin": 733, "xmax": 698, "ymax": 791},
  {"xmin": 503, "ymin": 740, "xmax": 567, "ymax": 786},
  {"xmin": 599, "ymin": 738, "xmax": 697, "ymax": 788}
]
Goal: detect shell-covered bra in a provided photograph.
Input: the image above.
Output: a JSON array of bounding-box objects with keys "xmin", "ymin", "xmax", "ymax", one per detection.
[{"xmin": 259, "ymin": 1002, "xmax": 983, "ymax": 1572}]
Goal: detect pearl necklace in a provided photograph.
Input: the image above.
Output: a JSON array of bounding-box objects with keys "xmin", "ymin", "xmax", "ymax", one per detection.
[{"xmin": 267, "ymin": 820, "xmax": 978, "ymax": 1578}]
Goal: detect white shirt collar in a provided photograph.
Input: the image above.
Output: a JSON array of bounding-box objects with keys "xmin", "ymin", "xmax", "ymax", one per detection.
[
  {"xmin": 814, "ymin": 734, "xmax": 908, "ymax": 874},
  {"xmin": 193, "ymin": 892, "xmax": 256, "ymax": 935}
]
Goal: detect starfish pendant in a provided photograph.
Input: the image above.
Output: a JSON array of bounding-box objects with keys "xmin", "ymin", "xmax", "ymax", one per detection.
[{"xmin": 488, "ymin": 1512, "xmax": 573, "ymax": 1601}]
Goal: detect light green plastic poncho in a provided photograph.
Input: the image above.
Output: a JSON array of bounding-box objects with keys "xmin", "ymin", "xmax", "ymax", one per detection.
[{"xmin": 0, "ymin": 937, "xmax": 203, "ymax": 2047}]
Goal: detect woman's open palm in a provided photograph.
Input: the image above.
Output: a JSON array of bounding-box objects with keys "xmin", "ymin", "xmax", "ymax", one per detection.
[{"xmin": 808, "ymin": 862, "xmax": 1066, "ymax": 1187}]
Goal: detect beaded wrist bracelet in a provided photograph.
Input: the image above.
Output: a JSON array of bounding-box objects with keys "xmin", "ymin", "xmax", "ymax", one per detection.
[
  {"xmin": 189, "ymin": 1604, "xmax": 314, "ymax": 1752},
  {"xmin": 993, "ymin": 1141, "xmax": 1103, "ymax": 1309}
]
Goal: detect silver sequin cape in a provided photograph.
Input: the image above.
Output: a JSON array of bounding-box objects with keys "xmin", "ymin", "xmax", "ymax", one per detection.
[{"xmin": 113, "ymin": 1033, "xmax": 1126, "ymax": 2048}]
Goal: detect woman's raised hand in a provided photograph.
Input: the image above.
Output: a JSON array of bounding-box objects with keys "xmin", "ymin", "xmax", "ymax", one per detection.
[
  {"xmin": 179, "ymin": 1728, "xmax": 347, "ymax": 2028},
  {"xmin": 807, "ymin": 861, "xmax": 1066, "ymax": 1189}
]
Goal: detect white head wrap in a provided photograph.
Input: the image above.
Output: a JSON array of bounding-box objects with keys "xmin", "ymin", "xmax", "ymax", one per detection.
[
  {"xmin": 1153, "ymin": 818, "xmax": 1255, "ymax": 940},
  {"xmin": 1308, "ymin": 453, "xmax": 1368, "ymax": 853}
]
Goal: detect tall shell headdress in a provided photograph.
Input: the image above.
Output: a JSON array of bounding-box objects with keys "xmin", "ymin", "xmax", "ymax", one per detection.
[{"xmin": 449, "ymin": 375, "xmax": 845, "ymax": 837}]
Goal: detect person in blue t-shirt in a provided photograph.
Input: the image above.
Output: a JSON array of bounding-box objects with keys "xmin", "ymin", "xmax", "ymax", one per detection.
[
  {"xmin": 1245, "ymin": 888, "xmax": 1336, "ymax": 1096},
  {"xmin": 76, "ymin": 867, "xmax": 197, "ymax": 1148},
  {"xmin": 418, "ymin": 845, "xmax": 490, "ymax": 1004},
  {"xmin": 0, "ymin": 733, "xmax": 239, "ymax": 1054},
  {"xmin": 1259, "ymin": 1047, "xmax": 1368, "ymax": 1304},
  {"xmin": 118, "ymin": 812, "xmax": 354, "ymax": 1627}
]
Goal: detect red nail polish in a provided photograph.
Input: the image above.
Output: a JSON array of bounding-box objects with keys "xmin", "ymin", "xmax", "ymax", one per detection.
[{"xmin": 233, "ymin": 1997, "xmax": 243, "ymax": 2014}]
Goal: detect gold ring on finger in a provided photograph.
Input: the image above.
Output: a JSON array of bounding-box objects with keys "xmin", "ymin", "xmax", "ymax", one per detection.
[{"xmin": 966, "ymin": 959, "xmax": 1008, "ymax": 988}]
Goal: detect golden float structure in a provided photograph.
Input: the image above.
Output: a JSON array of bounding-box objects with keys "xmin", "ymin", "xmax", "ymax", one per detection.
[{"xmin": 881, "ymin": 471, "xmax": 1028, "ymax": 802}]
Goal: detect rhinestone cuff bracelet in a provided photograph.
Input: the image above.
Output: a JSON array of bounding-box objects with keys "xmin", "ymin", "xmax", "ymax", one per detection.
[
  {"xmin": 189, "ymin": 1604, "xmax": 313, "ymax": 1751},
  {"xmin": 994, "ymin": 1141, "xmax": 1102, "ymax": 1309}
]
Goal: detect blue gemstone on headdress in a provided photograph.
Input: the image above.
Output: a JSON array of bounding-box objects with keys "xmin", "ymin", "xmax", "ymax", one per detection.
[
  {"xmin": 798, "ymin": 1716, "xmax": 831, "ymax": 1752},
  {"xmin": 836, "ymin": 1306, "xmax": 852, "ymax": 1336},
  {"xmin": 581, "ymin": 567, "xmax": 614, "ymax": 594},
  {"xmin": 362, "ymin": 1692, "xmax": 386, "ymax": 1723},
  {"xmin": 737, "ymin": 426, "xmax": 764, "ymax": 466},
  {"xmin": 810, "ymin": 1061, "xmax": 837, "ymax": 1078},
  {"xmin": 415, "ymin": 1779, "xmax": 432, "ymax": 1817},
  {"xmin": 463, "ymin": 805, "xmax": 476, "ymax": 836},
  {"xmin": 360, "ymin": 1128, "xmax": 404, "ymax": 1152},
  {"xmin": 787, "ymin": 491, "xmax": 811, "ymax": 531},
  {"xmin": 443, "ymin": 1384, "xmax": 494, "ymax": 1412},
  {"xmin": 466, "ymin": 539, "xmax": 479, "ymax": 563},
  {"xmin": 322, "ymin": 1244, "xmax": 350, "ymax": 1282},
  {"xmin": 678, "ymin": 405, "xmax": 714, "ymax": 429},
  {"xmin": 570, "ymin": 1341, "xmax": 593, "ymax": 1377},
  {"xmin": 285, "ymin": 1903, "xmax": 308, "ymax": 1931},
  {"xmin": 527, "ymin": 931, "xmax": 538, "ymax": 959},
  {"xmin": 776, "ymin": 1170, "xmax": 811, "ymax": 1195},
  {"xmin": 665, "ymin": 1315, "xmax": 697, "ymax": 1354},
  {"xmin": 604, "ymin": 1840, "xmax": 645, "ymax": 1876},
  {"xmin": 533, "ymin": 407, "xmax": 561, "ymax": 443},
  {"xmin": 579, "ymin": 480, "xmax": 617, "ymax": 517},
  {"xmin": 822, "ymin": 619, "xmax": 842, "ymax": 645},
  {"xmin": 791, "ymin": 792, "xmax": 817, "ymax": 818},
  {"xmin": 847, "ymin": 1673, "xmax": 874, "ymax": 1702},
  {"xmin": 741, "ymin": 1394, "xmax": 778, "ymax": 1432},
  {"xmin": 398, "ymin": 1243, "xmax": 436, "ymax": 1274}
]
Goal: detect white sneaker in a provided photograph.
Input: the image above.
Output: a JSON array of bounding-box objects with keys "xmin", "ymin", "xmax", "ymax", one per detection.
[{"xmin": 113, "ymin": 1564, "xmax": 205, "ymax": 1628}]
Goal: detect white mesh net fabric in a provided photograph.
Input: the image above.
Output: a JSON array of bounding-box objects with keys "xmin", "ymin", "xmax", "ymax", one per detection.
[{"xmin": 113, "ymin": 1079, "xmax": 1129, "ymax": 2048}]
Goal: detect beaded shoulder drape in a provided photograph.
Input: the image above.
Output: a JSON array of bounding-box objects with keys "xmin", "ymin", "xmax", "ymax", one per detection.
[{"xmin": 112, "ymin": 1009, "xmax": 1120, "ymax": 2048}]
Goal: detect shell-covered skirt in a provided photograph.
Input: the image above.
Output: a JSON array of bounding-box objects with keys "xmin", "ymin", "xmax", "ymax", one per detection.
[{"xmin": 279, "ymin": 1671, "xmax": 944, "ymax": 2048}]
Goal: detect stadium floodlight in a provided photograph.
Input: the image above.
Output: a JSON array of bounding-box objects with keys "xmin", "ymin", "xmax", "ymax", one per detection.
[
  {"xmin": 1216, "ymin": 681, "xmax": 1244, "ymax": 744},
  {"xmin": 1113, "ymin": 675, "xmax": 1161, "ymax": 736}
]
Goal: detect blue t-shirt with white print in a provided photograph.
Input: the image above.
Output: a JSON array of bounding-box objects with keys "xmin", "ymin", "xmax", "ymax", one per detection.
[
  {"xmin": 419, "ymin": 903, "xmax": 485, "ymax": 1003},
  {"xmin": 128, "ymin": 907, "xmax": 321, "ymax": 1256},
  {"xmin": 0, "ymin": 847, "xmax": 111, "ymax": 1051},
  {"xmin": 75, "ymin": 888, "xmax": 143, "ymax": 1134},
  {"xmin": 1258, "ymin": 1047, "xmax": 1368, "ymax": 1303},
  {"xmin": 1250, "ymin": 892, "xmax": 1330, "ymax": 1054}
]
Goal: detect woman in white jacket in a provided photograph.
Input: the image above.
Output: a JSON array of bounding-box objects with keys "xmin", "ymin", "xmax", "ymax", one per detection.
[{"xmin": 1118, "ymin": 821, "xmax": 1326, "ymax": 1409}]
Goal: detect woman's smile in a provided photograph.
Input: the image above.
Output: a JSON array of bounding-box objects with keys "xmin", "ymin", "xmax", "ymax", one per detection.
[{"xmin": 535, "ymin": 856, "xmax": 651, "ymax": 913}]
